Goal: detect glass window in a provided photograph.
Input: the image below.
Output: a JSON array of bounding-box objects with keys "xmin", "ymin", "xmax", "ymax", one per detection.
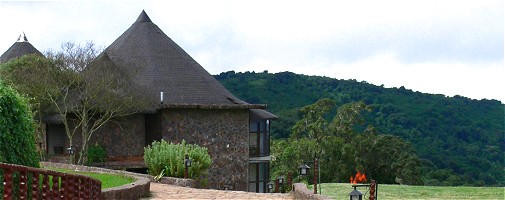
[
  {"xmin": 249, "ymin": 164, "xmax": 257, "ymax": 181},
  {"xmin": 249, "ymin": 182, "xmax": 257, "ymax": 192},
  {"xmin": 259, "ymin": 163, "xmax": 266, "ymax": 181},
  {"xmin": 259, "ymin": 182, "xmax": 265, "ymax": 193},
  {"xmin": 248, "ymin": 162, "xmax": 270, "ymax": 193},
  {"xmin": 249, "ymin": 120, "xmax": 259, "ymax": 132},
  {"xmin": 259, "ymin": 132, "xmax": 266, "ymax": 155},
  {"xmin": 249, "ymin": 132, "xmax": 258, "ymax": 146},
  {"xmin": 259, "ymin": 120, "xmax": 265, "ymax": 131},
  {"xmin": 250, "ymin": 131, "xmax": 258, "ymax": 156},
  {"xmin": 250, "ymin": 119, "xmax": 271, "ymax": 157}
]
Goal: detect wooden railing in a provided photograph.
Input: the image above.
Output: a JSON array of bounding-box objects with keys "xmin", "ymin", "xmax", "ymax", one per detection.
[{"xmin": 0, "ymin": 162, "xmax": 101, "ymax": 200}]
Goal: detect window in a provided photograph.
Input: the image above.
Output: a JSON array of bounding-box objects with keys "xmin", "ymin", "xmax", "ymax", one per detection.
[
  {"xmin": 249, "ymin": 120, "xmax": 270, "ymax": 157},
  {"xmin": 248, "ymin": 162, "xmax": 269, "ymax": 193},
  {"xmin": 46, "ymin": 124, "xmax": 66, "ymax": 155}
]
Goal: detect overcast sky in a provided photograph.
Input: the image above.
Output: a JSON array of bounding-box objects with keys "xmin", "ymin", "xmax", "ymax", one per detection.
[{"xmin": 1, "ymin": 0, "xmax": 503, "ymax": 102}]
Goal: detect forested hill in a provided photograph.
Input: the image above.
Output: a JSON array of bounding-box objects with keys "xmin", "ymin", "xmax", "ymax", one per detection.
[{"xmin": 215, "ymin": 71, "xmax": 504, "ymax": 186}]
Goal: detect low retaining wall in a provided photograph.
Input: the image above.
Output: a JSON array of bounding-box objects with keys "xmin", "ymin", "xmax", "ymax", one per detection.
[
  {"xmin": 292, "ymin": 183, "xmax": 332, "ymax": 200},
  {"xmin": 41, "ymin": 162, "xmax": 150, "ymax": 200},
  {"xmin": 41, "ymin": 162, "xmax": 198, "ymax": 199},
  {"xmin": 154, "ymin": 176, "xmax": 198, "ymax": 188}
]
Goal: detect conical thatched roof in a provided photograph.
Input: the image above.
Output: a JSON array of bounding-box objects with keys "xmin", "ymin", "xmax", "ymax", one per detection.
[
  {"xmin": 0, "ymin": 40, "xmax": 43, "ymax": 64},
  {"xmin": 98, "ymin": 10, "xmax": 264, "ymax": 110}
]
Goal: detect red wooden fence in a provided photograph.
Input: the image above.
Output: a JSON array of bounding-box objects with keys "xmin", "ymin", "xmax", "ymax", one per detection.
[{"xmin": 0, "ymin": 162, "xmax": 101, "ymax": 200}]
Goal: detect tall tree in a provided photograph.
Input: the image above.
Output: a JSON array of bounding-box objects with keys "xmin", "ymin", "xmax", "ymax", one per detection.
[
  {"xmin": 330, "ymin": 101, "xmax": 371, "ymax": 140},
  {"xmin": 291, "ymin": 98, "xmax": 335, "ymax": 158},
  {"xmin": 272, "ymin": 98, "xmax": 422, "ymax": 184}
]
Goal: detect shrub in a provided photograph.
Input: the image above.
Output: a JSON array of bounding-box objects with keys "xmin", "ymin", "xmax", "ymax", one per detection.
[
  {"xmin": 144, "ymin": 140, "xmax": 212, "ymax": 182},
  {"xmin": 86, "ymin": 143, "xmax": 107, "ymax": 165},
  {"xmin": 0, "ymin": 81, "xmax": 39, "ymax": 167}
]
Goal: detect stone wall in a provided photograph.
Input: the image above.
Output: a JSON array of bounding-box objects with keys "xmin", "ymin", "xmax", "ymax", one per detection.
[
  {"xmin": 89, "ymin": 114, "xmax": 146, "ymax": 157},
  {"xmin": 161, "ymin": 108, "xmax": 249, "ymax": 191},
  {"xmin": 64, "ymin": 114, "xmax": 145, "ymax": 159}
]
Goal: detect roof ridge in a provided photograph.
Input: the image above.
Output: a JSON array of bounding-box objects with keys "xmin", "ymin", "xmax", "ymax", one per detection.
[
  {"xmin": 135, "ymin": 10, "xmax": 152, "ymax": 23},
  {"xmin": 0, "ymin": 39, "xmax": 44, "ymax": 63}
]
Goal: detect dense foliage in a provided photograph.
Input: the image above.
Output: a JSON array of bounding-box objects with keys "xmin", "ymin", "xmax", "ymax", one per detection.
[
  {"xmin": 144, "ymin": 140, "xmax": 212, "ymax": 183},
  {"xmin": 271, "ymin": 99, "xmax": 422, "ymax": 185},
  {"xmin": 215, "ymin": 71, "xmax": 504, "ymax": 186},
  {"xmin": 86, "ymin": 143, "xmax": 107, "ymax": 165},
  {"xmin": 0, "ymin": 81, "xmax": 39, "ymax": 167}
]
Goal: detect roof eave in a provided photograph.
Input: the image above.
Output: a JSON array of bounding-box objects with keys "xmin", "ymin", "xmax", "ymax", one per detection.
[
  {"xmin": 159, "ymin": 103, "xmax": 267, "ymax": 110},
  {"xmin": 250, "ymin": 109, "xmax": 278, "ymax": 120}
]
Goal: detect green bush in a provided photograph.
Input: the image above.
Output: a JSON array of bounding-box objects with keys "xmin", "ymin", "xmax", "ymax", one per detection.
[
  {"xmin": 0, "ymin": 81, "xmax": 39, "ymax": 167},
  {"xmin": 144, "ymin": 140, "xmax": 212, "ymax": 182},
  {"xmin": 86, "ymin": 143, "xmax": 107, "ymax": 165}
]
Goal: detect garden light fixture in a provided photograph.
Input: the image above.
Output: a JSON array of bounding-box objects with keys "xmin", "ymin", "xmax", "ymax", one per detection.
[
  {"xmin": 349, "ymin": 188, "xmax": 363, "ymax": 200},
  {"xmin": 277, "ymin": 176, "xmax": 284, "ymax": 184},
  {"xmin": 184, "ymin": 154, "xmax": 192, "ymax": 178},
  {"xmin": 66, "ymin": 146, "xmax": 74, "ymax": 155},
  {"xmin": 185, "ymin": 154, "xmax": 192, "ymax": 168},
  {"xmin": 298, "ymin": 163, "xmax": 310, "ymax": 176},
  {"xmin": 267, "ymin": 181, "xmax": 274, "ymax": 192}
]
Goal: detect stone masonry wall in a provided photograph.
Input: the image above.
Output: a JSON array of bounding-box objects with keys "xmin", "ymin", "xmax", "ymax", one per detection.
[
  {"xmin": 161, "ymin": 109, "xmax": 249, "ymax": 191},
  {"xmin": 88, "ymin": 114, "xmax": 146, "ymax": 157}
]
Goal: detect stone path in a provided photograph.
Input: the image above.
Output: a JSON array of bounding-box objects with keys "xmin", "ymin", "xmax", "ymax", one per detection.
[{"xmin": 140, "ymin": 183, "xmax": 294, "ymax": 199}]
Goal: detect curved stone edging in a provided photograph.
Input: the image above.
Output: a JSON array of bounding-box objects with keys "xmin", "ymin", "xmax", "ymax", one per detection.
[
  {"xmin": 292, "ymin": 183, "xmax": 332, "ymax": 200},
  {"xmin": 153, "ymin": 176, "xmax": 198, "ymax": 188},
  {"xmin": 41, "ymin": 162, "xmax": 150, "ymax": 200}
]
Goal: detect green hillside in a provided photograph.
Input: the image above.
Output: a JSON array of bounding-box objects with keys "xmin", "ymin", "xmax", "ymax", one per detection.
[{"xmin": 215, "ymin": 71, "xmax": 504, "ymax": 186}]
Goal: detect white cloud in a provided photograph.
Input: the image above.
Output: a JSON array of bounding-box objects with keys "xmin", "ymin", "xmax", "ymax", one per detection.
[{"xmin": 0, "ymin": 0, "xmax": 503, "ymax": 102}]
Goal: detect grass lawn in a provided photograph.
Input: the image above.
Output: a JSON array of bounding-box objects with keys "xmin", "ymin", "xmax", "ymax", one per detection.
[
  {"xmin": 308, "ymin": 183, "xmax": 505, "ymax": 200},
  {"xmin": 44, "ymin": 167, "xmax": 135, "ymax": 189}
]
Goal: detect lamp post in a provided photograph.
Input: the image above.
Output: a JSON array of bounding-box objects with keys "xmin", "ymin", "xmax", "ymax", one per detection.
[
  {"xmin": 298, "ymin": 159, "xmax": 321, "ymax": 194},
  {"xmin": 275, "ymin": 179, "xmax": 279, "ymax": 193},
  {"xmin": 66, "ymin": 146, "xmax": 74, "ymax": 164},
  {"xmin": 184, "ymin": 154, "xmax": 192, "ymax": 179},
  {"xmin": 277, "ymin": 176, "xmax": 284, "ymax": 193},
  {"xmin": 314, "ymin": 159, "xmax": 319, "ymax": 195},
  {"xmin": 287, "ymin": 172, "xmax": 293, "ymax": 192}
]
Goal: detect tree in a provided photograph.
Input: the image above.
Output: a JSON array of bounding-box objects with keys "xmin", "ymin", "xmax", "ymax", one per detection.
[
  {"xmin": 271, "ymin": 138, "xmax": 318, "ymax": 176},
  {"xmin": 0, "ymin": 81, "xmax": 40, "ymax": 167},
  {"xmin": 291, "ymin": 98, "xmax": 335, "ymax": 158},
  {"xmin": 0, "ymin": 54, "xmax": 62, "ymax": 152},
  {"xmin": 353, "ymin": 133, "xmax": 422, "ymax": 185},
  {"xmin": 330, "ymin": 101, "xmax": 371, "ymax": 140},
  {"xmin": 291, "ymin": 99, "xmax": 371, "ymax": 158},
  {"xmin": 271, "ymin": 98, "xmax": 422, "ymax": 184},
  {"xmin": 0, "ymin": 42, "xmax": 146, "ymax": 165}
]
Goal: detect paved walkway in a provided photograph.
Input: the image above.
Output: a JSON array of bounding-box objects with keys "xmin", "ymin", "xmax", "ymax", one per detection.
[{"xmin": 140, "ymin": 183, "xmax": 294, "ymax": 199}]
